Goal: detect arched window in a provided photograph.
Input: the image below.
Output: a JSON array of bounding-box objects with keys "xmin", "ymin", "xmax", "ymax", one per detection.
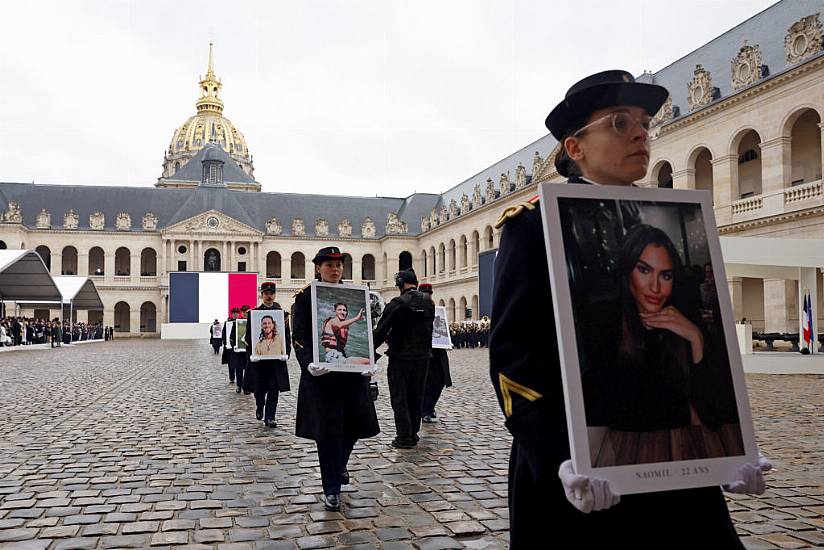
[
  {"xmin": 291, "ymin": 252, "xmax": 305, "ymax": 279},
  {"xmin": 429, "ymin": 246, "xmax": 437, "ymax": 276},
  {"xmin": 460, "ymin": 296, "xmax": 468, "ymax": 319},
  {"xmin": 735, "ymin": 130, "xmax": 763, "ymax": 198},
  {"xmin": 483, "ymin": 226, "xmax": 494, "ymax": 250},
  {"xmin": 204, "ymin": 248, "xmax": 221, "ymax": 272},
  {"xmin": 438, "ymin": 243, "xmax": 446, "ymax": 273},
  {"xmin": 115, "ymin": 247, "xmax": 130, "ymax": 276},
  {"xmin": 692, "ymin": 148, "xmax": 714, "ymax": 195},
  {"xmin": 35, "ymin": 245, "xmax": 51, "ymax": 271},
  {"xmin": 140, "ymin": 248, "xmax": 157, "ymax": 276},
  {"xmin": 471, "ymin": 295, "xmax": 479, "ymax": 320},
  {"xmin": 88, "ymin": 247, "xmax": 104, "ymax": 276},
  {"xmin": 266, "ymin": 251, "xmax": 282, "ymax": 278},
  {"xmin": 0, "ymin": 241, "xmax": 6, "ymax": 250},
  {"xmin": 448, "ymin": 240, "xmax": 456, "ymax": 272},
  {"xmin": 448, "ymin": 298, "xmax": 456, "ymax": 323},
  {"xmin": 656, "ymin": 161, "xmax": 673, "ymax": 188},
  {"xmin": 362, "ymin": 254, "xmax": 376, "ymax": 281},
  {"xmin": 459, "ymin": 236, "xmax": 468, "ymax": 268},
  {"xmin": 399, "ymin": 251, "xmax": 412, "ymax": 271},
  {"xmin": 114, "ymin": 302, "xmax": 130, "ymax": 333},
  {"xmin": 471, "ymin": 231, "xmax": 480, "ymax": 265},
  {"xmin": 788, "ymin": 109, "xmax": 822, "ymax": 185},
  {"xmin": 342, "ymin": 253, "xmax": 353, "ymax": 280},
  {"xmin": 62, "ymin": 246, "xmax": 78, "ymax": 275},
  {"xmin": 140, "ymin": 302, "xmax": 157, "ymax": 333},
  {"xmin": 421, "ymin": 250, "xmax": 428, "ymax": 277}
]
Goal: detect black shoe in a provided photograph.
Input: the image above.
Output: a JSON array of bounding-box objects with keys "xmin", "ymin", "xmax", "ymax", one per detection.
[
  {"xmin": 430, "ymin": 411, "xmax": 437, "ymax": 418},
  {"xmin": 264, "ymin": 420, "xmax": 277, "ymax": 428},
  {"xmin": 236, "ymin": 387, "xmax": 242, "ymax": 394},
  {"xmin": 412, "ymin": 434, "xmax": 420, "ymax": 445},
  {"xmin": 422, "ymin": 415, "xmax": 435, "ymax": 423},
  {"xmin": 391, "ymin": 438, "xmax": 415, "ymax": 449},
  {"xmin": 255, "ymin": 407, "xmax": 263, "ymax": 421},
  {"xmin": 229, "ymin": 380, "xmax": 235, "ymax": 385},
  {"xmin": 341, "ymin": 469, "xmax": 350, "ymax": 485},
  {"xmin": 322, "ymin": 493, "xmax": 340, "ymax": 511},
  {"xmin": 243, "ymin": 391, "xmax": 251, "ymax": 395}
]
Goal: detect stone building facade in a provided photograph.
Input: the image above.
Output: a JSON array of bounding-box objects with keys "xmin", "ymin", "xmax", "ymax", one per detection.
[{"xmin": 0, "ymin": 1, "xmax": 821, "ymax": 336}]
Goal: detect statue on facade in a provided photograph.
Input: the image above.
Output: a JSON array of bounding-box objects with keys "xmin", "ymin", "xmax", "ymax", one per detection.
[
  {"xmin": 64, "ymin": 210, "xmax": 79, "ymax": 230},
  {"xmin": 499, "ymin": 173, "xmax": 511, "ymax": 195},
  {"xmin": 205, "ymin": 249, "xmax": 220, "ymax": 272},
  {"xmin": 460, "ymin": 193, "xmax": 470, "ymax": 214},
  {"xmin": 266, "ymin": 217, "xmax": 282, "ymax": 235},
  {"xmin": 292, "ymin": 218, "xmax": 305, "ymax": 236},
  {"xmin": 472, "ymin": 184, "xmax": 482, "ymax": 207},
  {"xmin": 36, "ymin": 209, "xmax": 51, "ymax": 229},
  {"xmin": 448, "ymin": 199, "xmax": 458, "ymax": 219},
  {"xmin": 386, "ymin": 212, "xmax": 408, "ymax": 235},
  {"xmin": 429, "ymin": 209, "xmax": 439, "ymax": 228},
  {"xmin": 4, "ymin": 201, "xmax": 22, "ymax": 223},
  {"xmin": 89, "ymin": 212, "xmax": 105, "ymax": 230},
  {"xmin": 362, "ymin": 217, "xmax": 376, "ymax": 238},
  {"xmin": 421, "ymin": 216, "xmax": 431, "ymax": 232},
  {"xmin": 338, "ymin": 218, "xmax": 352, "ymax": 237},
  {"xmin": 315, "ymin": 218, "xmax": 329, "ymax": 237},
  {"xmin": 142, "ymin": 212, "xmax": 158, "ymax": 231},
  {"xmin": 515, "ymin": 164, "xmax": 526, "ymax": 189},
  {"xmin": 116, "ymin": 212, "xmax": 131, "ymax": 231},
  {"xmin": 485, "ymin": 178, "xmax": 496, "ymax": 203}
]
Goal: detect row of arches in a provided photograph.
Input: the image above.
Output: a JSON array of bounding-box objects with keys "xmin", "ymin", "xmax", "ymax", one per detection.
[
  {"xmin": 436, "ymin": 295, "xmax": 481, "ymax": 322},
  {"xmin": 421, "ymin": 226, "xmax": 495, "ymax": 277},
  {"xmin": 264, "ymin": 251, "xmax": 413, "ymax": 280},
  {"xmin": 651, "ymin": 107, "xmax": 822, "ymax": 199},
  {"xmin": 113, "ymin": 301, "xmax": 157, "ymax": 333},
  {"xmin": 36, "ymin": 246, "xmax": 157, "ymax": 276}
]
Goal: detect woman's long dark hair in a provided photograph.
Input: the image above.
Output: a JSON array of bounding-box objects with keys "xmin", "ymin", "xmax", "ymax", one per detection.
[
  {"xmin": 258, "ymin": 314, "xmax": 278, "ymax": 342},
  {"xmin": 618, "ymin": 224, "xmax": 687, "ymax": 361}
]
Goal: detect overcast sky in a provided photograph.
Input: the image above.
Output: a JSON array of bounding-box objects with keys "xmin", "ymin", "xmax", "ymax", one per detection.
[{"xmin": 0, "ymin": 0, "xmax": 779, "ymax": 197}]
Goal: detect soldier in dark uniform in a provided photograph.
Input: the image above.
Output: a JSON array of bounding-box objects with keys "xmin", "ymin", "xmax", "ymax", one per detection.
[
  {"xmin": 373, "ymin": 268, "xmax": 434, "ymax": 449},
  {"xmin": 229, "ymin": 305, "xmax": 252, "ymax": 394},
  {"xmin": 490, "ymin": 69, "xmax": 768, "ymax": 548},
  {"xmin": 223, "ymin": 307, "xmax": 240, "ymax": 385},
  {"xmin": 292, "ymin": 247, "xmax": 379, "ymax": 512},
  {"xmin": 418, "ymin": 283, "xmax": 452, "ymax": 423},
  {"xmin": 246, "ymin": 281, "xmax": 291, "ymax": 427},
  {"xmin": 209, "ymin": 319, "xmax": 222, "ymax": 354}
]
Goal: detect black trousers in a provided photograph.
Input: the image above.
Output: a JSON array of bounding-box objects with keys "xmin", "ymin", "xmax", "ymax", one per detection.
[
  {"xmin": 254, "ymin": 366, "xmax": 279, "ymax": 421},
  {"xmin": 421, "ymin": 363, "xmax": 445, "ymax": 417},
  {"xmin": 211, "ymin": 342, "xmax": 221, "ymax": 354},
  {"xmin": 387, "ymin": 358, "xmax": 427, "ymax": 443},
  {"xmin": 316, "ymin": 437, "xmax": 356, "ymax": 496}
]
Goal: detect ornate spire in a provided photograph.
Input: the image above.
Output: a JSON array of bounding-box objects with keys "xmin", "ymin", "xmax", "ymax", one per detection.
[{"xmin": 196, "ymin": 42, "xmax": 224, "ymax": 115}]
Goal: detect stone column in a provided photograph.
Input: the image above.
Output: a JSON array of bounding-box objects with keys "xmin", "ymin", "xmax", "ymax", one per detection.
[
  {"xmin": 759, "ymin": 136, "xmax": 791, "ymax": 215},
  {"xmin": 159, "ymin": 240, "xmax": 167, "ymax": 277},
  {"xmin": 305, "ymin": 258, "xmax": 314, "ymax": 282},
  {"xmin": 51, "ymin": 252, "xmax": 62, "ymax": 276},
  {"xmin": 77, "ymin": 251, "xmax": 89, "ymax": 277},
  {"xmin": 104, "ymin": 252, "xmax": 114, "ymax": 283},
  {"xmin": 727, "ymin": 277, "xmax": 744, "ymax": 322},
  {"xmin": 353, "ymin": 258, "xmax": 362, "ymax": 283},
  {"xmin": 188, "ymin": 240, "xmax": 194, "ymax": 272},
  {"xmin": 819, "ymin": 123, "xmax": 824, "ymax": 180},
  {"xmin": 103, "ymin": 305, "xmax": 114, "ymax": 329},
  {"xmin": 159, "ymin": 292, "xmax": 168, "ymax": 326},
  {"xmin": 673, "ymin": 167, "xmax": 694, "ymax": 190},
  {"xmin": 130, "ymin": 254, "xmax": 140, "ymax": 282},
  {"xmin": 763, "ymin": 278, "xmax": 795, "ymax": 333},
  {"xmin": 130, "ymin": 308, "xmax": 141, "ymax": 335},
  {"xmin": 711, "ymin": 155, "xmax": 737, "ymax": 226},
  {"xmin": 281, "ymin": 255, "xmax": 291, "ymax": 281},
  {"xmin": 469, "ymin": 239, "xmax": 478, "ymax": 267}
]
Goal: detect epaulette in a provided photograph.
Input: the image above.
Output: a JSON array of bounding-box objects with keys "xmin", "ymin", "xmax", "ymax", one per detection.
[
  {"xmin": 494, "ymin": 195, "xmax": 540, "ymax": 229},
  {"xmin": 293, "ymin": 284, "xmax": 310, "ymax": 297}
]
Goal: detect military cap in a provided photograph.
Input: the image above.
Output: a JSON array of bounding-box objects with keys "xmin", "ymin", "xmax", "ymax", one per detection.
[
  {"xmin": 260, "ymin": 281, "xmax": 277, "ymax": 293},
  {"xmin": 231, "ymin": 307, "xmax": 240, "ymax": 313},
  {"xmin": 312, "ymin": 246, "xmax": 345, "ymax": 265},
  {"xmin": 418, "ymin": 283, "xmax": 433, "ymax": 294}
]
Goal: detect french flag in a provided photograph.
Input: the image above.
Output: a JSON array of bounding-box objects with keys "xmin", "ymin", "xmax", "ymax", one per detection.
[
  {"xmin": 802, "ymin": 291, "xmax": 813, "ymax": 350},
  {"xmin": 169, "ymin": 272, "xmax": 258, "ymax": 323}
]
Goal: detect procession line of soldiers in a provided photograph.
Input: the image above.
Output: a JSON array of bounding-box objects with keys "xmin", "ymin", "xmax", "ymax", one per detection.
[{"xmin": 208, "ymin": 247, "xmax": 452, "ymax": 512}]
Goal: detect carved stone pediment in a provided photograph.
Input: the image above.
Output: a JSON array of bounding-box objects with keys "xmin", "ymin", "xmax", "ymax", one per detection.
[
  {"xmin": 64, "ymin": 210, "xmax": 79, "ymax": 230},
  {"xmin": 36, "ymin": 209, "xmax": 50, "ymax": 229},
  {"xmin": 165, "ymin": 210, "xmax": 260, "ymax": 236},
  {"xmin": 429, "ymin": 209, "xmax": 438, "ymax": 228},
  {"xmin": 687, "ymin": 65, "xmax": 719, "ymax": 111},
  {"xmin": 472, "ymin": 184, "xmax": 483, "ymax": 207},
  {"xmin": 515, "ymin": 164, "xmax": 526, "ymax": 189},
  {"xmin": 785, "ymin": 13, "xmax": 823, "ymax": 66},
  {"xmin": 421, "ymin": 216, "xmax": 431, "ymax": 232},
  {"xmin": 338, "ymin": 218, "xmax": 352, "ymax": 237},
  {"xmin": 4, "ymin": 201, "xmax": 22, "ymax": 223},
  {"xmin": 731, "ymin": 42, "xmax": 766, "ymax": 91},
  {"xmin": 142, "ymin": 212, "xmax": 158, "ymax": 231},
  {"xmin": 362, "ymin": 217, "xmax": 376, "ymax": 238},
  {"xmin": 652, "ymin": 95, "xmax": 675, "ymax": 127},
  {"xmin": 532, "ymin": 151, "xmax": 543, "ymax": 174},
  {"xmin": 485, "ymin": 178, "xmax": 496, "ymax": 203},
  {"xmin": 460, "ymin": 193, "xmax": 470, "ymax": 214},
  {"xmin": 438, "ymin": 206, "xmax": 448, "ymax": 224},
  {"xmin": 116, "ymin": 212, "xmax": 131, "ymax": 231},
  {"xmin": 315, "ymin": 218, "xmax": 329, "ymax": 237},
  {"xmin": 265, "ymin": 217, "xmax": 282, "ymax": 235},
  {"xmin": 89, "ymin": 212, "xmax": 105, "ymax": 230},
  {"xmin": 386, "ymin": 212, "xmax": 407, "ymax": 235},
  {"xmin": 448, "ymin": 199, "xmax": 458, "ymax": 220},
  {"xmin": 292, "ymin": 218, "xmax": 305, "ymax": 236},
  {"xmin": 499, "ymin": 173, "xmax": 511, "ymax": 196},
  {"xmin": 533, "ymin": 145, "xmax": 559, "ymax": 185}
]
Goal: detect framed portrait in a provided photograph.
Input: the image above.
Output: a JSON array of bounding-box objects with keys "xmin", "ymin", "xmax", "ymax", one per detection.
[
  {"xmin": 310, "ymin": 281, "xmax": 376, "ymax": 373},
  {"xmin": 249, "ymin": 309, "xmax": 288, "ymax": 362},
  {"xmin": 212, "ymin": 324, "xmax": 223, "ymax": 340},
  {"xmin": 224, "ymin": 320, "xmax": 233, "ymax": 348},
  {"xmin": 539, "ymin": 183, "xmax": 757, "ymax": 495},
  {"xmin": 233, "ymin": 318, "xmax": 248, "ymax": 352},
  {"xmin": 432, "ymin": 306, "xmax": 453, "ymax": 349}
]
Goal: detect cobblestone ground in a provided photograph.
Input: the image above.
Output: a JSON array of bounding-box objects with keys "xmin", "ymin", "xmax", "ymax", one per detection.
[{"xmin": 0, "ymin": 341, "xmax": 820, "ymax": 550}]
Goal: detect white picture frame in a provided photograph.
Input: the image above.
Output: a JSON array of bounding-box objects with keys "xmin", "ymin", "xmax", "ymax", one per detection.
[
  {"xmin": 249, "ymin": 309, "xmax": 288, "ymax": 362},
  {"xmin": 310, "ymin": 280, "xmax": 376, "ymax": 373},
  {"xmin": 539, "ymin": 183, "xmax": 757, "ymax": 495},
  {"xmin": 224, "ymin": 320, "xmax": 233, "ymax": 348},
  {"xmin": 432, "ymin": 305, "xmax": 453, "ymax": 349},
  {"xmin": 233, "ymin": 318, "xmax": 248, "ymax": 352},
  {"xmin": 212, "ymin": 323, "xmax": 223, "ymax": 340}
]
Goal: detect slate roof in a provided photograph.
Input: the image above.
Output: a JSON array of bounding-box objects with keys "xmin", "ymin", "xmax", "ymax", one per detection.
[
  {"xmin": 636, "ymin": 0, "xmax": 822, "ymax": 121},
  {"xmin": 165, "ymin": 142, "xmax": 255, "ymax": 184}
]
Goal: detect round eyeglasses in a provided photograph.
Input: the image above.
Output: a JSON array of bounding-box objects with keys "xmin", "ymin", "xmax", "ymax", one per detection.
[{"xmin": 572, "ymin": 111, "xmax": 652, "ymax": 138}]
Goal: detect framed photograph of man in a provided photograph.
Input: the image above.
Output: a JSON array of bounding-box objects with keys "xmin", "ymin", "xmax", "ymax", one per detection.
[
  {"xmin": 310, "ymin": 281, "xmax": 376, "ymax": 373},
  {"xmin": 249, "ymin": 309, "xmax": 288, "ymax": 362},
  {"xmin": 224, "ymin": 320, "xmax": 233, "ymax": 349},
  {"xmin": 538, "ymin": 183, "xmax": 757, "ymax": 495},
  {"xmin": 432, "ymin": 306, "xmax": 453, "ymax": 349},
  {"xmin": 233, "ymin": 318, "xmax": 248, "ymax": 352}
]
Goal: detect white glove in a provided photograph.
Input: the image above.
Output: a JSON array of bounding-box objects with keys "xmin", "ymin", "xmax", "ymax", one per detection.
[
  {"xmin": 558, "ymin": 459, "xmax": 620, "ymax": 514},
  {"xmin": 724, "ymin": 454, "xmax": 772, "ymax": 495},
  {"xmin": 308, "ymin": 364, "xmax": 331, "ymax": 377},
  {"xmin": 361, "ymin": 365, "xmax": 378, "ymax": 377}
]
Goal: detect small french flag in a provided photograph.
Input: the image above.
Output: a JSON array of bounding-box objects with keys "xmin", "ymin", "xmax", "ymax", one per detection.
[{"xmin": 169, "ymin": 272, "xmax": 258, "ymax": 323}]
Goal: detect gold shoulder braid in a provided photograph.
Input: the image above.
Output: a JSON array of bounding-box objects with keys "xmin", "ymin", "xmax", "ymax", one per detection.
[
  {"xmin": 494, "ymin": 195, "xmax": 540, "ymax": 229},
  {"xmin": 293, "ymin": 283, "xmax": 310, "ymax": 298}
]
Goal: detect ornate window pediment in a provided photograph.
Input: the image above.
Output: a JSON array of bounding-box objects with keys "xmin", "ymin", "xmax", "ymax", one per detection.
[
  {"xmin": 64, "ymin": 210, "xmax": 79, "ymax": 230},
  {"xmin": 386, "ymin": 213, "xmax": 407, "ymax": 235},
  {"xmin": 472, "ymin": 184, "xmax": 483, "ymax": 207},
  {"xmin": 515, "ymin": 164, "xmax": 527, "ymax": 189},
  {"xmin": 142, "ymin": 212, "xmax": 158, "ymax": 231},
  {"xmin": 485, "ymin": 178, "xmax": 496, "ymax": 203},
  {"xmin": 116, "ymin": 212, "xmax": 132, "ymax": 231},
  {"xmin": 266, "ymin": 217, "xmax": 282, "ymax": 235},
  {"xmin": 429, "ymin": 209, "xmax": 438, "ymax": 228},
  {"xmin": 438, "ymin": 206, "xmax": 448, "ymax": 224},
  {"xmin": 89, "ymin": 212, "xmax": 105, "ymax": 230},
  {"xmin": 652, "ymin": 95, "xmax": 675, "ymax": 127},
  {"xmin": 785, "ymin": 13, "xmax": 823, "ymax": 66},
  {"xmin": 362, "ymin": 217, "xmax": 376, "ymax": 238},
  {"xmin": 731, "ymin": 42, "xmax": 767, "ymax": 91},
  {"xmin": 421, "ymin": 216, "xmax": 431, "ymax": 232},
  {"xmin": 499, "ymin": 173, "xmax": 511, "ymax": 196},
  {"xmin": 292, "ymin": 218, "xmax": 305, "ymax": 236},
  {"xmin": 36, "ymin": 209, "xmax": 50, "ymax": 229},
  {"xmin": 315, "ymin": 218, "xmax": 329, "ymax": 237},
  {"xmin": 4, "ymin": 201, "xmax": 22, "ymax": 223},
  {"xmin": 460, "ymin": 193, "xmax": 470, "ymax": 215},
  {"xmin": 338, "ymin": 218, "xmax": 352, "ymax": 237},
  {"xmin": 448, "ymin": 199, "xmax": 458, "ymax": 220},
  {"xmin": 687, "ymin": 64, "xmax": 719, "ymax": 111}
]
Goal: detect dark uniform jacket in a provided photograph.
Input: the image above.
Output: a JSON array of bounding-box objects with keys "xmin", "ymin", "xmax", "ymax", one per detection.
[
  {"xmin": 430, "ymin": 348, "xmax": 452, "ymax": 387},
  {"xmin": 489, "ymin": 181, "xmax": 742, "ymax": 547},
  {"xmin": 291, "ymin": 284, "xmax": 379, "ymax": 441},
  {"xmin": 373, "ymin": 288, "xmax": 435, "ymax": 361},
  {"xmin": 245, "ymin": 302, "xmax": 292, "ymax": 393},
  {"xmin": 220, "ymin": 318, "xmax": 232, "ymax": 365}
]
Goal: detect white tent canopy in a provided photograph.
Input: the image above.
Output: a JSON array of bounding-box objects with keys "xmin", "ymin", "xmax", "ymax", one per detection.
[
  {"xmin": 0, "ymin": 250, "xmax": 62, "ymax": 302},
  {"xmin": 15, "ymin": 276, "xmax": 104, "ymax": 310},
  {"xmin": 720, "ymin": 237, "xmax": 824, "ymax": 279}
]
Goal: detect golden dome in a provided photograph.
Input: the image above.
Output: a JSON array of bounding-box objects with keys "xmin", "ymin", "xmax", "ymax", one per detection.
[{"xmin": 161, "ymin": 44, "xmax": 254, "ymax": 180}]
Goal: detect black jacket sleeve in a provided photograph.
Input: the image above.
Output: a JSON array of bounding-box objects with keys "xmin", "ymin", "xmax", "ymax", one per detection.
[
  {"xmin": 373, "ymin": 298, "xmax": 400, "ymax": 349},
  {"xmin": 290, "ymin": 288, "xmax": 313, "ymax": 371}
]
